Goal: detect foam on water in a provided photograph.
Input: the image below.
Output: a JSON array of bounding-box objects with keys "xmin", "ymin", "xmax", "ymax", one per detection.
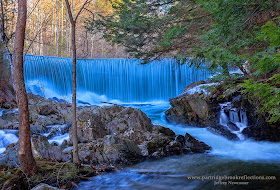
[
  {"xmin": 48, "ymin": 133, "xmax": 70, "ymax": 145},
  {"xmin": 128, "ymin": 103, "xmax": 280, "ymax": 162},
  {"xmin": 181, "ymin": 83, "xmax": 219, "ymax": 96},
  {"xmin": 0, "ymin": 130, "xmax": 19, "ymax": 154}
]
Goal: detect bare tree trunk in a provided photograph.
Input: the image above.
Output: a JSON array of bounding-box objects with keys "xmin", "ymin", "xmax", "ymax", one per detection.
[
  {"xmin": 13, "ymin": 0, "xmax": 37, "ymax": 176},
  {"xmin": 36, "ymin": 3, "xmax": 40, "ymax": 55},
  {"xmin": 71, "ymin": 22, "xmax": 79, "ymax": 164},
  {"xmin": 65, "ymin": 0, "xmax": 90, "ymax": 165},
  {"xmin": 56, "ymin": 0, "xmax": 59, "ymax": 57}
]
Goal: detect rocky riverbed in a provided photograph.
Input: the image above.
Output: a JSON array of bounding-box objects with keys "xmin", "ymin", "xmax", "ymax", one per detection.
[
  {"xmin": 165, "ymin": 81, "xmax": 280, "ymax": 142},
  {"xmin": 0, "ymin": 93, "xmax": 211, "ymax": 189}
]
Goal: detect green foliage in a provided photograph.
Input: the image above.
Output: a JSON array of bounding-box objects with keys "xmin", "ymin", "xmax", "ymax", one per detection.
[
  {"xmin": 240, "ymin": 74, "xmax": 280, "ymax": 123},
  {"xmin": 249, "ymin": 19, "xmax": 280, "ymax": 75},
  {"xmin": 87, "ymin": 0, "xmax": 207, "ymax": 60},
  {"xmin": 194, "ymin": 0, "xmax": 279, "ymax": 76},
  {"xmin": 159, "ymin": 25, "xmax": 188, "ymax": 48},
  {"xmin": 258, "ymin": 21, "xmax": 280, "ymax": 46},
  {"xmin": 89, "ymin": 0, "xmax": 279, "ymax": 77}
]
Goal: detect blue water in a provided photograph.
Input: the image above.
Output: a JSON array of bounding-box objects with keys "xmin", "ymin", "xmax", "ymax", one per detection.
[
  {"xmin": 23, "ymin": 55, "xmax": 211, "ymax": 102},
  {"xmin": 78, "ymin": 102, "xmax": 280, "ymax": 190},
  {"xmin": 21, "ymin": 56, "xmax": 280, "ymax": 189}
]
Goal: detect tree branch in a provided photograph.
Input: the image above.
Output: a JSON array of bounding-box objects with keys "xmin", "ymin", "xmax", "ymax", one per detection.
[{"xmin": 74, "ymin": 0, "xmax": 91, "ymax": 22}]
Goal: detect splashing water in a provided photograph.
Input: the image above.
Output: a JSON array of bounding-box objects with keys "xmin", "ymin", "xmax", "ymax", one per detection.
[
  {"xmin": 219, "ymin": 102, "xmax": 248, "ymax": 140},
  {"xmin": 0, "ymin": 130, "xmax": 19, "ymax": 154}
]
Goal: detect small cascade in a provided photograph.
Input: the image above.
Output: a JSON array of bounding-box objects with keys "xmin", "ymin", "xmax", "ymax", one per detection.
[
  {"xmin": 0, "ymin": 130, "xmax": 19, "ymax": 154},
  {"xmin": 219, "ymin": 102, "xmax": 248, "ymax": 140},
  {"xmin": 43, "ymin": 124, "xmax": 70, "ymax": 145},
  {"xmin": 229, "ymin": 109, "xmax": 239, "ymax": 123}
]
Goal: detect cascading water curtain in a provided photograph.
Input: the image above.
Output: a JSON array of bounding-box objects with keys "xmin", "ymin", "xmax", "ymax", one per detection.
[{"xmin": 24, "ymin": 55, "xmax": 212, "ymax": 102}]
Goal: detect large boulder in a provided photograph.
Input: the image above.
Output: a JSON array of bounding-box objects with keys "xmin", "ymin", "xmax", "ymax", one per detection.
[
  {"xmin": 70, "ymin": 105, "xmax": 153, "ymax": 143},
  {"xmin": 0, "ymin": 112, "xmax": 18, "ymax": 129},
  {"xmin": 0, "ymin": 142, "xmax": 19, "ymax": 168},
  {"xmin": 0, "ymin": 79, "xmax": 16, "ymax": 109},
  {"xmin": 31, "ymin": 135, "xmax": 70, "ymax": 162},
  {"xmin": 165, "ymin": 93, "xmax": 220, "ymax": 127},
  {"xmin": 67, "ymin": 135, "xmax": 143, "ymax": 165},
  {"xmin": 241, "ymin": 98, "xmax": 280, "ymax": 142},
  {"xmin": 106, "ymin": 107, "xmax": 153, "ymax": 142},
  {"xmin": 185, "ymin": 133, "xmax": 211, "ymax": 153},
  {"xmin": 69, "ymin": 107, "xmax": 108, "ymax": 143},
  {"xmin": 207, "ymin": 125, "xmax": 239, "ymax": 141}
]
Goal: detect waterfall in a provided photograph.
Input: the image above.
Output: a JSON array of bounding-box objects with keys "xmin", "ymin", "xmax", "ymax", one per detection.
[
  {"xmin": 219, "ymin": 102, "xmax": 248, "ymax": 140},
  {"xmin": 229, "ymin": 109, "xmax": 239, "ymax": 123},
  {"xmin": 219, "ymin": 106, "xmax": 229, "ymax": 126},
  {"xmin": 23, "ymin": 55, "xmax": 211, "ymax": 103}
]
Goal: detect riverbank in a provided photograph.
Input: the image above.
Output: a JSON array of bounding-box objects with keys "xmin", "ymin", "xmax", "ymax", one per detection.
[
  {"xmin": 165, "ymin": 78, "xmax": 280, "ymax": 142},
  {"xmin": 0, "ymin": 93, "xmax": 212, "ymax": 189}
]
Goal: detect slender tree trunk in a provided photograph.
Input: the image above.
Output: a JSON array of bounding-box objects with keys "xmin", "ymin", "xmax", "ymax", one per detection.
[
  {"xmin": 13, "ymin": 0, "xmax": 37, "ymax": 175},
  {"xmin": 36, "ymin": 4, "xmax": 40, "ymax": 55},
  {"xmin": 65, "ymin": 0, "xmax": 90, "ymax": 165},
  {"xmin": 56, "ymin": 0, "xmax": 59, "ymax": 57},
  {"xmin": 71, "ymin": 22, "xmax": 79, "ymax": 164}
]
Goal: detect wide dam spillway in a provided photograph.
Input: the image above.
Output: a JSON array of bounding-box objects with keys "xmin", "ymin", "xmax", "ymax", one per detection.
[{"xmin": 23, "ymin": 55, "xmax": 211, "ymax": 102}]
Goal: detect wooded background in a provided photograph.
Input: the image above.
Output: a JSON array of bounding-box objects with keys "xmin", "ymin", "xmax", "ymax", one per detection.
[{"xmin": 0, "ymin": 0, "xmax": 128, "ymax": 58}]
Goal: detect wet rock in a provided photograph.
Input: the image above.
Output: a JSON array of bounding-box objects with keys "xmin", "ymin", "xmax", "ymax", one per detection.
[
  {"xmin": 31, "ymin": 135, "xmax": 71, "ymax": 162},
  {"xmin": 103, "ymin": 135, "xmax": 142, "ymax": 163},
  {"xmin": 0, "ymin": 94, "xmax": 213, "ymax": 168},
  {"xmin": 31, "ymin": 183, "xmax": 62, "ymax": 190},
  {"xmin": 165, "ymin": 93, "xmax": 220, "ymax": 127},
  {"xmin": 185, "ymin": 133, "xmax": 211, "ymax": 153},
  {"xmin": 0, "ymin": 80, "xmax": 16, "ymax": 109},
  {"xmin": 227, "ymin": 121, "xmax": 239, "ymax": 131},
  {"xmin": 30, "ymin": 114, "xmax": 64, "ymax": 130},
  {"xmin": 232, "ymin": 95, "xmax": 242, "ymax": 108},
  {"xmin": 165, "ymin": 140, "xmax": 184, "ymax": 155},
  {"xmin": 31, "ymin": 124, "xmax": 47, "ymax": 134},
  {"xmin": 106, "ymin": 107, "xmax": 153, "ymax": 142},
  {"xmin": 152, "ymin": 125, "xmax": 176, "ymax": 139},
  {"xmin": 0, "ymin": 142, "xmax": 19, "ymax": 168},
  {"xmin": 0, "ymin": 112, "xmax": 18, "ymax": 130},
  {"xmin": 70, "ymin": 109, "xmax": 108, "ymax": 143},
  {"xmin": 77, "ymin": 135, "xmax": 143, "ymax": 165},
  {"xmin": 175, "ymin": 135, "xmax": 186, "ymax": 146},
  {"xmin": 138, "ymin": 141, "xmax": 149, "ymax": 157},
  {"xmin": 241, "ymin": 99, "xmax": 280, "ymax": 142},
  {"xmin": 70, "ymin": 105, "xmax": 153, "ymax": 143},
  {"xmin": 48, "ymin": 97, "xmax": 68, "ymax": 103},
  {"xmin": 37, "ymin": 102, "xmax": 58, "ymax": 116},
  {"xmin": 207, "ymin": 125, "xmax": 239, "ymax": 140},
  {"xmin": 242, "ymin": 125, "xmax": 280, "ymax": 142}
]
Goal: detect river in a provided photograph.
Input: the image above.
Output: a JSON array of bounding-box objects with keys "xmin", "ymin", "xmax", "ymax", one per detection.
[
  {"xmin": 77, "ymin": 102, "xmax": 280, "ymax": 190},
  {"xmin": 22, "ymin": 56, "xmax": 280, "ymax": 189}
]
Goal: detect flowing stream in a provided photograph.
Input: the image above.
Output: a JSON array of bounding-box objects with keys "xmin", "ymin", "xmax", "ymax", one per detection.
[
  {"xmin": 1, "ymin": 56, "xmax": 280, "ymax": 189},
  {"xmin": 78, "ymin": 102, "xmax": 280, "ymax": 189}
]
